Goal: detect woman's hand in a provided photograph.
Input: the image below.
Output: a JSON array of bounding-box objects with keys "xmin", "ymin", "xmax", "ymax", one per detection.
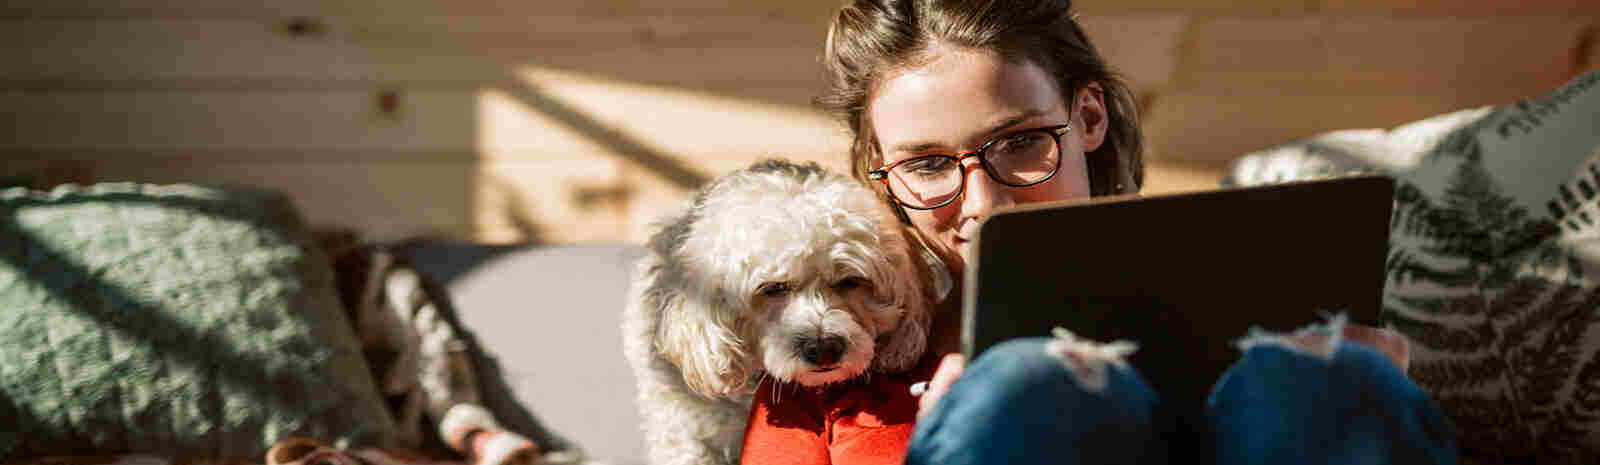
[
  {"xmin": 1344, "ymin": 324, "xmax": 1412, "ymax": 372},
  {"xmin": 915, "ymin": 353, "xmax": 966, "ymax": 419}
]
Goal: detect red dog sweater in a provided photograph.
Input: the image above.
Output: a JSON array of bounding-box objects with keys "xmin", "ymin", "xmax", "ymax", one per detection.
[{"xmin": 739, "ymin": 356, "xmax": 941, "ymax": 465}]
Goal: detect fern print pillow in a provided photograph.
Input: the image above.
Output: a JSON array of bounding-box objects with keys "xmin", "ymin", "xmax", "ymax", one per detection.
[
  {"xmin": 1386, "ymin": 72, "xmax": 1600, "ymax": 464},
  {"xmin": 1228, "ymin": 71, "xmax": 1600, "ymax": 464}
]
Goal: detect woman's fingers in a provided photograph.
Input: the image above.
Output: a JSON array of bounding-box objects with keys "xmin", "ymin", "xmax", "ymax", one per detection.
[
  {"xmin": 1342, "ymin": 324, "xmax": 1411, "ymax": 372},
  {"xmin": 1287, "ymin": 323, "xmax": 1411, "ymax": 372},
  {"xmin": 917, "ymin": 353, "xmax": 966, "ymax": 419}
]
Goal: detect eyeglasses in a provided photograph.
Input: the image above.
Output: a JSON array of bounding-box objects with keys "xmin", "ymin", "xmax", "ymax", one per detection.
[{"xmin": 867, "ymin": 123, "xmax": 1070, "ymax": 210}]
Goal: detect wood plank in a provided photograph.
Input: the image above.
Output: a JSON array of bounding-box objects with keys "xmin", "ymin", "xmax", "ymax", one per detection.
[
  {"xmin": 1, "ymin": 18, "xmax": 374, "ymax": 82},
  {"xmin": 1074, "ymin": 0, "xmax": 1317, "ymax": 14},
  {"xmin": 474, "ymin": 159, "xmax": 630, "ymax": 243},
  {"xmin": 0, "ymin": 16, "xmax": 830, "ymax": 106},
  {"xmin": 491, "ymin": 47, "xmax": 826, "ymax": 108},
  {"xmin": 0, "ymin": 158, "xmax": 639, "ymax": 244},
  {"xmin": 0, "ymin": 0, "xmax": 335, "ymax": 18},
  {"xmin": 0, "ymin": 160, "xmax": 481, "ymax": 241},
  {"xmin": 0, "ymin": 89, "xmax": 479, "ymax": 153},
  {"xmin": 1076, "ymin": 0, "xmax": 1592, "ymax": 15},
  {"xmin": 1142, "ymin": 92, "xmax": 1487, "ymax": 165},
  {"xmin": 1177, "ymin": 16, "xmax": 1587, "ymax": 99},
  {"xmin": 622, "ymin": 166, "xmax": 695, "ymax": 244},
  {"xmin": 1322, "ymin": 17, "xmax": 1587, "ymax": 96},
  {"xmin": 0, "ymin": 0, "xmax": 837, "ymax": 20},
  {"xmin": 1141, "ymin": 160, "xmax": 1228, "ymax": 195},
  {"xmin": 479, "ymin": 68, "xmax": 848, "ymax": 173},
  {"xmin": 1320, "ymin": 0, "xmax": 1598, "ymax": 15},
  {"xmin": 1179, "ymin": 17, "xmax": 1327, "ymax": 75},
  {"xmin": 0, "ymin": 15, "xmax": 825, "ymax": 74},
  {"xmin": 1078, "ymin": 14, "xmax": 1190, "ymax": 92},
  {"xmin": 341, "ymin": 14, "xmax": 826, "ymax": 51}
]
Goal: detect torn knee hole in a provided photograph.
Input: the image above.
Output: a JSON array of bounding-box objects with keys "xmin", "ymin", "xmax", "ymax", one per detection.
[
  {"xmin": 1045, "ymin": 328, "xmax": 1137, "ymax": 393},
  {"xmin": 1235, "ymin": 313, "xmax": 1348, "ymax": 361}
]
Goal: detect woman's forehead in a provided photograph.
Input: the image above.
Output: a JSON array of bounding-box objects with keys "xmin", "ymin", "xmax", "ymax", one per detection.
[{"xmin": 868, "ymin": 49, "xmax": 1068, "ymax": 161}]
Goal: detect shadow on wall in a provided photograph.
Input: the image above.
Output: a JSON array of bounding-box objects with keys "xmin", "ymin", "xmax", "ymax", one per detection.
[{"xmin": 491, "ymin": 77, "xmax": 710, "ymax": 191}]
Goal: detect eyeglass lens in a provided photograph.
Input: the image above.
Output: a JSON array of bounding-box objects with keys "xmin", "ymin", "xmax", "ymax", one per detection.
[{"xmin": 885, "ymin": 130, "xmax": 1061, "ymax": 209}]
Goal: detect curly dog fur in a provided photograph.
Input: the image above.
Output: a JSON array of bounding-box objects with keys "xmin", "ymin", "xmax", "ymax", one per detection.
[{"xmin": 622, "ymin": 159, "xmax": 934, "ymax": 465}]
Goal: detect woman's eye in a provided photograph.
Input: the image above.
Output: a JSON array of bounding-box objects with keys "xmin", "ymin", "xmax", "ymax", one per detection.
[
  {"xmin": 758, "ymin": 282, "xmax": 791, "ymax": 297},
  {"xmin": 903, "ymin": 158, "xmax": 953, "ymax": 176},
  {"xmin": 991, "ymin": 133, "xmax": 1043, "ymax": 157},
  {"xmin": 834, "ymin": 277, "xmax": 870, "ymax": 291}
]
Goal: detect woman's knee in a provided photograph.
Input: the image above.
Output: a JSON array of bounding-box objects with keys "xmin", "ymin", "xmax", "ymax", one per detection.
[
  {"xmin": 1209, "ymin": 336, "xmax": 1458, "ymax": 465},
  {"xmin": 941, "ymin": 334, "xmax": 1160, "ymax": 432},
  {"xmin": 1229, "ymin": 332, "xmax": 1418, "ymax": 399},
  {"xmin": 908, "ymin": 336, "xmax": 1164, "ymax": 465},
  {"xmin": 969, "ymin": 334, "xmax": 1145, "ymax": 398}
]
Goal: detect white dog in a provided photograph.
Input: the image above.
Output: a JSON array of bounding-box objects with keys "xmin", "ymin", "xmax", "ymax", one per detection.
[{"xmin": 621, "ymin": 159, "xmax": 936, "ymax": 465}]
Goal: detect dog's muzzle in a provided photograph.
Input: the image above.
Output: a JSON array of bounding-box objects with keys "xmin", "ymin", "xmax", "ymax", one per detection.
[{"xmin": 796, "ymin": 335, "xmax": 848, "ymax": 367}]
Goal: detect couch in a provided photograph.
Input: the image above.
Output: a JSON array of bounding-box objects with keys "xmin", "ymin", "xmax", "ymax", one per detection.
[
  {"xmin": 3, "ymin": 71, "xmax": 1598, "ymax": 465},
  {"xmin": 0, "ymin": 184, "xmax": 639, "ymax": 465},
  {"xmin": 398, "ymin": 243, "xmax": 648, "ymax": 465},
  {"xmin": 390, "ymin": 71, "xmax": 1600, "ymax": 465}
]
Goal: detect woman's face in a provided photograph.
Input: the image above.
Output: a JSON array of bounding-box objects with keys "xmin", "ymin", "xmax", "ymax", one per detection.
[{"xmin": 867, "ymin": 48, "xmax": 1106, "ymax": 274}]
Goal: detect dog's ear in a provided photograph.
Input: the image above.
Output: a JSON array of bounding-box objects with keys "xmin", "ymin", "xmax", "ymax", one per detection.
[
  {"xmin": 871, "ymin": 227, "xmax": 934, "ymax": 373},
  {"xmin": 649, "ymin": 282, "xmax": 754, "ymax": 398}
]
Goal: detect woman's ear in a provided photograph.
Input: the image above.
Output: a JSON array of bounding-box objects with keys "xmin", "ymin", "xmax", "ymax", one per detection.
[{"xmin": 1076, "ymin": 82, "xmax": 1109, "ymax": 153}]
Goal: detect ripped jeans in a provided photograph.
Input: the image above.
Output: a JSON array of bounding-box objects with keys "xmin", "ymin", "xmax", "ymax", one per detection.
[{"xmin": 905, "ymin": 322, "xmax": 1459, "ymax": 465}]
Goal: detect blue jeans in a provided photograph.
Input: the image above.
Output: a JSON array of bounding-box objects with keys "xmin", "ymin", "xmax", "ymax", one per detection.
[{"xmin": 905, "ymin": 336, "xmax": 1458, "ymax": 465}]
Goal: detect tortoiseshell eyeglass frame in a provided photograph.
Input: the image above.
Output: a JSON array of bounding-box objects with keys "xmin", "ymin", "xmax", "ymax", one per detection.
[{"xmin": 866, "ymin": 123, "xmax": 1071, "ymax": 210}]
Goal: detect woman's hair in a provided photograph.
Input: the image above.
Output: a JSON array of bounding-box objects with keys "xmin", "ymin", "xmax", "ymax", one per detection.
[{"xmin": 819, "ymin": 0, "xmax": 1142, "ymax": 197}]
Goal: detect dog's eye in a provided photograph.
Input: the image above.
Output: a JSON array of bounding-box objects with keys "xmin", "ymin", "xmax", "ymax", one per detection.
[
  {"xmin": 757, "ymin": 282, "xmax": 791, "ymax": 297},
  {"xmin": 834, "ymin": 277, "xmax": 870, "ymax": 291}
]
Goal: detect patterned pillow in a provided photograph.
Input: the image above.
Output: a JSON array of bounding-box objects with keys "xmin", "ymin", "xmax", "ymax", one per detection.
[
  {"xmin": 0, "ymin": 184, "xmax": 398, "ymax": 461},
  {"xmin": 1227, "ymin": 71, "xmax": 1600, "ymax": 464}
]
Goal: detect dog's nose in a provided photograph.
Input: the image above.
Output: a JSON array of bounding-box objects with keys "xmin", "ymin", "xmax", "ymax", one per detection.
[{"xmin": 797, "ymin": 335, "xmax": 847, "ymax": 366}]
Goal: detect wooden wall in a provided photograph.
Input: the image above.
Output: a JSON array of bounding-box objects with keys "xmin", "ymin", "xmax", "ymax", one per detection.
[{"xmin": 3, "ymin": 0, "xmax": 1596, "ymax": 244}]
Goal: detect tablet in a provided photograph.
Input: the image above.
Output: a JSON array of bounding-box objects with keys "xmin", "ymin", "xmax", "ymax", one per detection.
[{"xmin": 962, "ymin": 175, "xmax": 1394, "ymax": 411}]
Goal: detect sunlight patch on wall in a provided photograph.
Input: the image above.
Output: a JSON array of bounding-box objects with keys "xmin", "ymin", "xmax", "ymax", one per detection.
[{"xmin": 472, "ymin": 67, "xmax": 852, "ymax": 244}]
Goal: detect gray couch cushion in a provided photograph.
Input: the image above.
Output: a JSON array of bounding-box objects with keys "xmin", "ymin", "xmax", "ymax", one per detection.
[{"xmin": 404, "ymin": 244, "xmax": 645, "ymax": 465}]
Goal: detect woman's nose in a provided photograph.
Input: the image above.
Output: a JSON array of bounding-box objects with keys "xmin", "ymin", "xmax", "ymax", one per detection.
[{"xmin": 960, "ymin": 160, "xmax": 1015, "ymax": 214}]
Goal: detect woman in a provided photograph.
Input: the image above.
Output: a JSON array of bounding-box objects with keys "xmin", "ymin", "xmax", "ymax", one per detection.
[{"xmin": 813, "ymin": 0, "xmax": 1459, "ymax": 463}]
